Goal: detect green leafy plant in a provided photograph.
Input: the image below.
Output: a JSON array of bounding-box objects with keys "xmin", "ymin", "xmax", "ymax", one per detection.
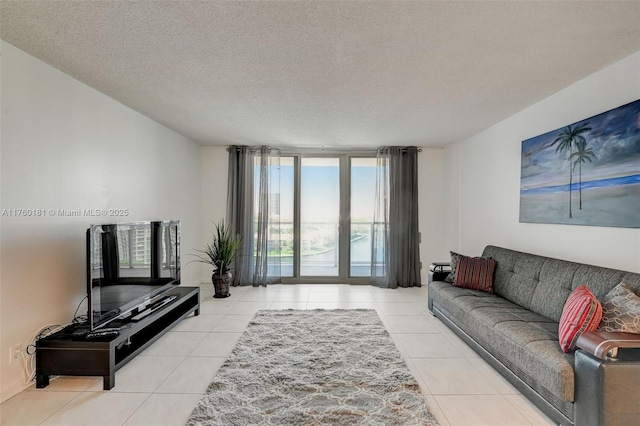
[{"xmin": 193, "ymin": 220, "xmax": 241, "ymax": 276}]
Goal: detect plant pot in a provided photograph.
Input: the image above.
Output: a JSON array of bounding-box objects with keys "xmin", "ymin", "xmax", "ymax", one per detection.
[{"xmin": 212, "ymin": 272, "xmax": 231, "ymax": 298}]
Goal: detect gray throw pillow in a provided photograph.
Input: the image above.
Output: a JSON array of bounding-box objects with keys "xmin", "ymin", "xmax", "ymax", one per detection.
[
  {"xmin": 598, "ymin": 282, "xmax": 640, "ymax": 334},
  {"xmin": 444, "ymin": 251, "xmax": 461, "ymax": 283}
]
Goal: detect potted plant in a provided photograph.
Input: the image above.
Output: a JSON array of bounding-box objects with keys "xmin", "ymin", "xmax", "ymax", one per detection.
[{"xmin": 193, "ymin": 220, "xmax": 241, "ymax": 298}]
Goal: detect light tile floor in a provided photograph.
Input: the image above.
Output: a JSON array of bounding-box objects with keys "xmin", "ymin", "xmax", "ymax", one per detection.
[{"xmin": 0, "ymin": 284, "xmax": 556, "ymax": 426}]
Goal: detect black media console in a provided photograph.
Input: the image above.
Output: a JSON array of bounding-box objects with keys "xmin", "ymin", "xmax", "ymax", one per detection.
[{"xmin": 36, "ymin": 286, "xmax": 200, "ymax": 390}]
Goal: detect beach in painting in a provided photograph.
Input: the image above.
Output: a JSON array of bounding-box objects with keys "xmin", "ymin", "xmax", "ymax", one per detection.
[{"xmin": 520, "ymin": 180, "xmax": 640, "ymax": 228}]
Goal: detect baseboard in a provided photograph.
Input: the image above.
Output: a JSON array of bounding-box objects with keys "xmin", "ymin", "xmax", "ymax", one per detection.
[
  {"xmin": 175, "ymin": 278, "xmax": 204, "ymax": 286},
  {"xmin": 1, "ymin": 379, "xmax": 30, "ymax": 404}
]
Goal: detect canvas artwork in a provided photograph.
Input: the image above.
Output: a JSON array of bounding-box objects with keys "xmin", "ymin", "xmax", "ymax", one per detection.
[{"xmin": 520, "ymin": 99, "xmax": 640, "ymax": 228}]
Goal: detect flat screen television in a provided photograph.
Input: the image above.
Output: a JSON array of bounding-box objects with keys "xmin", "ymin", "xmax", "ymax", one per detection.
[{"xmin": 86, "ymin": 220, "xmax": 181, "ymax": 330}]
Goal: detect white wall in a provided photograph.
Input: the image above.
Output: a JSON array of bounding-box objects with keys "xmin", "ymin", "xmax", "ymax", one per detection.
[
  {"xmin": 444, "ymin": 51, "xmax": 640, "ymax": 272},
  {"xmin": 0, "ymin": 42, "xmax": 202, "ymax": 401},
  {"xmin": 418, "ymin": 148, "xmax": 447, "ymax": 278},
  {"xmin": 442, "ymin": 143, "xmax": 460, "ymax": 255},
  {"xmin": 199, "ymin": 146, "xmax": 229, "ymax": 282}
]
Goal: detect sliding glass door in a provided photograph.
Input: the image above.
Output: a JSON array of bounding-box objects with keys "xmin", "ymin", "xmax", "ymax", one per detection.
[
  {"xmin": 260, "ymin": 153, "xmax": 376, "ymax": 283},
  {"xmin": 350, "ymin": 158, "xmax": 377, "ymax": 277},
  {"xmin": 300, "ymin": 157, "xmax": 341, "ymax": 277}
]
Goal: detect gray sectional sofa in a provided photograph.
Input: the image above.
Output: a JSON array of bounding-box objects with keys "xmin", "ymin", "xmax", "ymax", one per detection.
[{"xmin": 428, "ymin": 245, "xmax": 640, "ymax": 426}]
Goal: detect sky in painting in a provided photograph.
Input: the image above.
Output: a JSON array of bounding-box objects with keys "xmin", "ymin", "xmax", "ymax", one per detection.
[{"xmin": 521, "ymin": 99, "xmax": 640, "ymax": 190}]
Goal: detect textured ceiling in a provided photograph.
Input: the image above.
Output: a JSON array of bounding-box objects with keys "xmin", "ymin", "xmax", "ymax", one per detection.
[{"xmin": 2, "ymin": 1, "xmax": 639, "ymax": 148}]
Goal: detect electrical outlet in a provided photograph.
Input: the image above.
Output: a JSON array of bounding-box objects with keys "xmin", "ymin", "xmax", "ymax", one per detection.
[{"xmin": 9, "ymin": 344, "xmax": 22, "ymax": 364}]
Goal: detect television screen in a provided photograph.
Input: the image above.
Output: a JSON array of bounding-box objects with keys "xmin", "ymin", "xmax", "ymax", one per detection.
[{"xmin": 87, "ymin": 220, "xmax": 180, "ymax": 330}]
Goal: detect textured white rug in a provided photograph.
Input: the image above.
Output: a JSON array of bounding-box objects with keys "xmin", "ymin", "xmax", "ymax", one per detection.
[{"xmin": 187, "ymin": 309, "xmax": 439, "ymax": 425}]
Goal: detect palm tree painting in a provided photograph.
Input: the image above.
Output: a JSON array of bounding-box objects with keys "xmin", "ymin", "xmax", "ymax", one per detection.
[
  {"xmin": 550, "ymin": 122, "xmax": 591, "ymax": 218},
  {"xmin": 571, "ymin": 139, "xmax": 597, "ymax": 210},
  {"xmin": 520, "ymin": 98, "xmax": 640, "ymax": 229}
]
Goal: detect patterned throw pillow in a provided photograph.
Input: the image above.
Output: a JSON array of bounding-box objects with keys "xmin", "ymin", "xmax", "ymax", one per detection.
[
  {"xmin": 598, "ymin": 282, "xmax": 640, "ymax": 334},
  {"xmin": 452, "ymin": 254, "xmax": 497, "ymax": 293},
  {"xmin": 558, "ymin": 286, "xmax": 603, "ymax": 353},
  {"xmin": 444, "ymin": 251, "xmax": 461, "ymax": 283}
]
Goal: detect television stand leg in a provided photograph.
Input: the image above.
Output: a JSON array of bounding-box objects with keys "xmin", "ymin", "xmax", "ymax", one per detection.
[
  {"xmin": 103, "ymin": 373, "xmax": 115, "ymax": 390},
  {"xmin": 36, "ymin": 374, "xmax": 49, "ymax": 388}
]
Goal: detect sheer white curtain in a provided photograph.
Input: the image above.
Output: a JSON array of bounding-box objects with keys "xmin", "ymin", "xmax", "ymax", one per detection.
[
  {"xmin": 253, "ymin": 147, "xmax": 281, "ymax": 285},
  {"xmin": 371, "ymin": 151, "xmax": 390, "ymax": 286},
  {"xmin": 227, "ymin": 146, "xmax": 282, "ymax": 286},
  {"xmin": 371, "ymin": 146, "xmax": 421, "ymax": 288}
]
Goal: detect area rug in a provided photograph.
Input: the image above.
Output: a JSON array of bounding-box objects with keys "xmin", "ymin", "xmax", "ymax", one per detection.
[{"xmin": 187, "ymin": 309, "xmax": 439, "ymax": 425}]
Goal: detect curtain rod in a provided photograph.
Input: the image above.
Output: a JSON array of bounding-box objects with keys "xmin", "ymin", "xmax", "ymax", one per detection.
[{"xmin": 226, "ymin": 146, "xmax": 423, "ymax": 152}]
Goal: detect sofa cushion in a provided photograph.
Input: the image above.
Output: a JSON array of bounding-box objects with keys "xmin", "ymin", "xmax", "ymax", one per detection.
[
  {"xmin": 558, "ymin": 286, "xmax": 603, "ymax": 353},
  {"xmin": 599, "ymin": 282, "xmax": 640, "ymax": 334},
  {"xmin": 429, "ymin": 281, "xmax": 575, "ymax": 405},
  {"xmin": 529, "ymin": 258, "xmax": 579, "ymax": 322},
  {"xmin": 453, "ymin": 255, "xmax": 496, "ymax": 293},
  {"xmin": 481, "ymin": 245, "xmax": 632, "ymax": 323}
]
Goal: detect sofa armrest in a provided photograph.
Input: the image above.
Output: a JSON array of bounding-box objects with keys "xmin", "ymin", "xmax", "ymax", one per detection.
[
  {"xmin": 429, "ymin": 262, "xmax": 451, "ymax": 273},
  {"xmin": 576, "ymin": 330, "xmax": 640, "ymax": 360},
  {"xmin": 428, "ymin": 262, "xmax": 451, "ymax": 285}
]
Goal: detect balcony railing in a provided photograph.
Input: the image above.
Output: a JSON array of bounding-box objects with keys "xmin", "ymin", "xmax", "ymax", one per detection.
[{"xmin": 255, "ymin": 221, "xmax": 384, "ymax": 277}]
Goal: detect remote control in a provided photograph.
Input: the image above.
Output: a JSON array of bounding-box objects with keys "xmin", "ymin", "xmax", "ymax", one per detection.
[
  {"xmin": 95, "ymin": 327, "xmax": 121, "ymax": 333},
  {"xmin": 130, "ymin": 295, "xmax": 178, "ymax": 321},
  {"xmin": 85, "ymin": 328, "xmax": 120, "ymax": 339},
  {"xmin": 71, "ymin": 328, "xmax": 90, "ymax": 337},
  {"xmin": 150, "ymin": 295, "xmax": 178, "ymax": 309}
]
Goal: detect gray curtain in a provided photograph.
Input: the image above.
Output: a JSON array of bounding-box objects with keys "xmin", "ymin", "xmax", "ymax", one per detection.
[
  {"xmin": 227, "ymin": 146, "xmax": 254, "ymax": 286},
  {"xmin": 371, "ymin": 146, "xmax": 421, "ymax": 288},
  {"xmin": 227, "ymin": 145, "xmax": 281, "ymax": 286}
]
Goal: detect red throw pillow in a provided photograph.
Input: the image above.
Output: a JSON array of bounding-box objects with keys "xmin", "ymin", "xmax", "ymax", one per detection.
[
  {"xmin": 558, "ymin": 286, "xmax": 603, "ymax": 353},
  {"xmin": 453, "ymin": 255, "xmax": 497, "ymax": 293}
]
